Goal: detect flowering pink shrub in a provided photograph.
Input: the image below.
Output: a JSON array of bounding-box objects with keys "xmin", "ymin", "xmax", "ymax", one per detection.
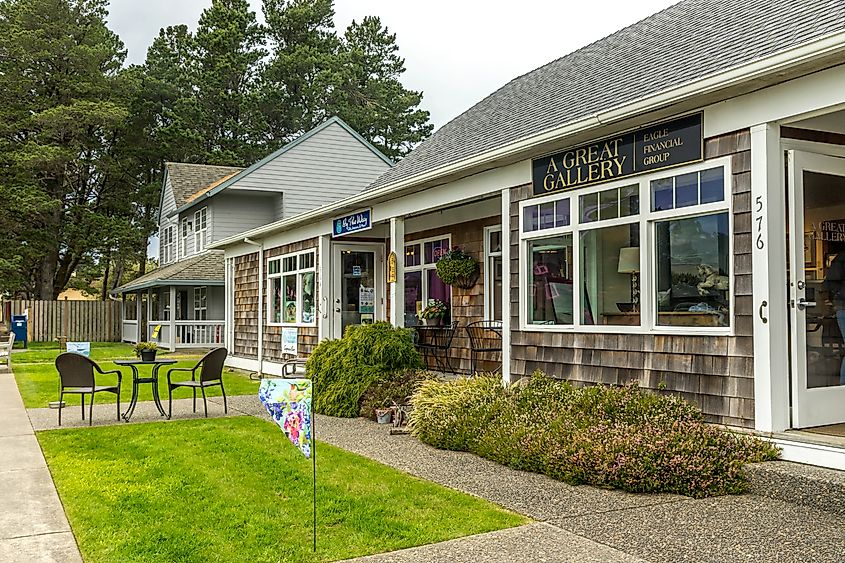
[{"xmin": 409, "ymin": 374, "xmax": 778, "ymax": 498}]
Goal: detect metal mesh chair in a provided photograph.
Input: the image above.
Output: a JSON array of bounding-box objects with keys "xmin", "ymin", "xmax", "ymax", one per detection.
[
  {"xmin": 166, "ymin": 347, "xmax": 228, "ymax": 418},
  {"xmin": 415, "ymin": 321, "xmax": 459, "ymax": 373},
  {"xmin": 465, "ymin": 320, "xmax": 503, "ymax": 375},
  {"xmin": 55, "ymin": 353, "xmax": 122, "ymax": 426}
]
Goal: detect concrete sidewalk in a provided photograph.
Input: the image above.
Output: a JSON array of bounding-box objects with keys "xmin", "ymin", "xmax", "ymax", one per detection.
[{"xmin": 0, "ymin": 369, "xmax": 81, "ymax": 563}]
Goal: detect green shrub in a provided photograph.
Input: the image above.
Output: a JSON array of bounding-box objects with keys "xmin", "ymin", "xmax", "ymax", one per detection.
[
  {"xmin": 359, "ymin": 369, "xmax": 433, "ymax": 420},
  {"xmin": 410, "ymin": 374, "xmax": 779, "ymax": 498},
  {"xmin": 306, "ymin": 322, "xmax": 422, "ymax": 417}
]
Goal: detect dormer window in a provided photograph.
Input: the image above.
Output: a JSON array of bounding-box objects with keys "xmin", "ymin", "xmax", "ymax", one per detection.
[
  {"xmin": 194, "ymin": 207, "xmax": 208, "ymax": 252},
  {"xmin": 160, "ymin": 225, "xmax": 176, "ymax": 264}
]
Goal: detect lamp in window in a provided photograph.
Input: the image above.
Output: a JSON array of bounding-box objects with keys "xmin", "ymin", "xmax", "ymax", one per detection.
[{"xmin": 617, "ymin": 247, "xmax": 640, "ymax": 312}]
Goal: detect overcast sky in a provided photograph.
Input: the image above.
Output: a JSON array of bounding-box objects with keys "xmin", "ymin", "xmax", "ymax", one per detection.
[{"xmin": 107, "ymin": 0, "xmax": 678, "ymax": 129}]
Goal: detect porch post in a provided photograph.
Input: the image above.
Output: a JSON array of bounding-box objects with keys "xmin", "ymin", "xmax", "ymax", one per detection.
[
  {"xmin": 146, "ymin": 288, "xmax": 153, "ymax": 342},
  {"xmin": 500, "ymin": 188, "xmax": 512, "ymax": 386},
  {"xmin": 389, "ymin": 217, "xmax": 405, "ymax": 327},
  {"xmin": 169, "ymin": 285, "xmax": 177, "ymax": 352},
  {"xmin": 135, "ymin": 291, "xmax": 142, "ymax": 343},
  {"xmin": 751, "ymin": 123, "xmax": 789, "ymax": 432}
]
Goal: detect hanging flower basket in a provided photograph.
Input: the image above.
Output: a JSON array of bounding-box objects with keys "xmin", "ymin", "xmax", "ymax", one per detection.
[{"xmin": 435, "ymin": 247, "xmax": 480, "ymax": 289}]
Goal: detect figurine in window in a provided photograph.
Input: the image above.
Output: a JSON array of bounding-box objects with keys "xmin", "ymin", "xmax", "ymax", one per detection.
[{"xmin": 822, "ymin": 251, "xmax": 845, "ymax": 385}]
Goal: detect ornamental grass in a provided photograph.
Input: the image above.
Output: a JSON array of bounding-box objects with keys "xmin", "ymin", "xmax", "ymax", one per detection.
[{"xmin": 409, "ymin": 374, "xmax": 779, "ymax": 498}]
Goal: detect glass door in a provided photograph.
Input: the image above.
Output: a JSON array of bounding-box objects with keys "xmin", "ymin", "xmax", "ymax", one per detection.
[
  {"xmin": 788, "ymin": 151, "xmax": 845, "ymax": 428},
  {"xmin": 332, "ymin": 244, "xmax": 384, "ymax": 337}
]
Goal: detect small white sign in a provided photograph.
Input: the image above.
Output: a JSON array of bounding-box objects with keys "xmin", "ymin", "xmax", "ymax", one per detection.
[
  {"xmin": 352, "ymin": 265, "xmax": 362, "ymax": 277},
  {"xmin": 67, "ymin": 342, "xmax": 91, "ymax": 357},
  {"xmin": 281, "ymin": 327, "xmax": 298, "ymax": 356},
  {"xmin": 359, "ymin": 287, "xmax": 375, "ymax": 314}
]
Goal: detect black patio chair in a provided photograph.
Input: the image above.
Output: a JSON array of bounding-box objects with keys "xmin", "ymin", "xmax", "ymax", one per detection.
[
  {"xmin": 465, "ymin": 320, "xmax": 503, "ymax": 375},
  {"xmin": 166, "ymin": 347, "xmax": 228, "ymax": 419},
  {"xmin": 415, "ymin": 321, "xmax": 459, "ymax": 373},
  {"xmin": 55, "ymin": 353, "xmax": 122, "ymax": 426}
]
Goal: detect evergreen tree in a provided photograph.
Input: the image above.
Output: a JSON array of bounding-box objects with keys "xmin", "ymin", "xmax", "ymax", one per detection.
[
  {"xmin": 336, "ymin": 16, "xmax": 432, "ymax": 160},
  {"xmin": 0, "ymin": 0, "xmax": 133, "ymax": 298}
]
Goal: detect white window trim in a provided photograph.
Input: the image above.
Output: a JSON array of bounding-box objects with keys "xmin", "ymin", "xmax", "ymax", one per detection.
[
  {"xmin": 180, "ymin": 217, "xmax": 189, "ymax": 258},
  {"xmin": 518, "ymin": 156, "xmax": 734, "ymax": 336},
  {"xmin": 161, "ymin": 225, "xmax": 176, "ymax": 265},
  {"xmin": 193, "ymin": 286, "xmax": 207, "ymax": 320},
  {"xmin": 194, "ymin": 207, "xmax": 208, "ymax": 253},
  {"xmin": 404, "ymin": 234, "xmax": 453, "ymax": 323},
  {"xmin": 267, "ymin": 250, "xmax": 317, "ymax": 327},
  {"xmin": 483, "ymin": 225, "xmax": 503, "ymax": 321}
]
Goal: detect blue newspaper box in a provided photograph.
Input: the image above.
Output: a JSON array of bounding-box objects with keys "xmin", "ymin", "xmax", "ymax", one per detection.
[{"xmin": 11, "ymin": 314, "xmax": 27, "ymax": 349}]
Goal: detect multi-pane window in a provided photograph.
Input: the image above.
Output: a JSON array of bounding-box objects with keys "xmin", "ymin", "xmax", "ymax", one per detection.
[
  {"xmin": 160, "ymin": 226, "xmax": 176, "ymax": 264},
  {"xmin": 193, "ymin": 286, "xmax": 207, "ymax": 320},
  {"xmin": 404, "ymin": 236, "xmax": 451, "ymax": 326},
  {"xmin": 194, "ymin": 207, "xmax": 208, "ymax": 252},
  {"xmin": 485, "ymin": 227, "xmax": 503, "ymax": 321},
  {"xmin": 180, "ymin": 217, "xmax": 189, "ymax": 257},
  {"xmin": 268, "ymin": 250, "xmax": 316, "ymax": 325},
  {"xmin": 520, "ymin": 159, "xmax": 731, "ymax": 333}
]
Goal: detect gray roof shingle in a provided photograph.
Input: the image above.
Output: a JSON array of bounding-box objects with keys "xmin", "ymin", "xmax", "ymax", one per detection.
[
  {"xmin": 114, "ymin": 252, "xmax": 224, "ymax": 293},
  {"xmin": 165, "ymin": 162, "xmax": 244, "ymax": 207},
  {"xmin": 369, "ymin": 0, "xmax": 845, "ymax": 191}
]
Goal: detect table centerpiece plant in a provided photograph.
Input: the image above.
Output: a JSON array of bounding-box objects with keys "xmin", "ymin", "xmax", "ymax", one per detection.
[
  {"xmin": 418, "ymin": 299, "xmax": 448, "ymax": 326},
  {"xmin": 133, "ymin": 341, "xmax": 158, "ymax": 361}
]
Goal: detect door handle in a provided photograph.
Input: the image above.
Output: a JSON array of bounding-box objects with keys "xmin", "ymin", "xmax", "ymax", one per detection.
[{"xmin": 797, "ymin": 298, "xmax": 816, "ymax": 310}]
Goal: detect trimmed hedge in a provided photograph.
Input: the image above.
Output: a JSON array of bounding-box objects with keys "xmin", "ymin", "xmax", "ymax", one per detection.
[
  {"xmin": 410, "ymin": 374, "xmax": 779, "ymax": 498},
  {"xmin": 306, "ymin": 322, "xmax": 422, "ymax": 417}
]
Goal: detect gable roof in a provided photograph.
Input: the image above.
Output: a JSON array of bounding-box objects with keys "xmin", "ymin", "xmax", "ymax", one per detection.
[
  {"xmin": 167, "ymin": 116, "xmax": 392, "ymax": 218},
  {"xmin": 164, "ymin": 162, "xmax": 244, "ymax": 208},
  {"xmin": 368, "ymin": 0, "xmax": 845, "ymax": 191},
  {"xmin": 113, "ymin": 252, "xmax": 224, "ymax": 294}
]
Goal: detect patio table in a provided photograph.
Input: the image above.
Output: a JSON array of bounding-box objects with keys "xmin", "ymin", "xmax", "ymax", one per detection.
[
  {"xmin": 115, "ymin": 358, "xmax": 177, "ymax": 422},
  {"xmin": 413, "ymin": 322, "xmax": 459, "ymax": 373}
]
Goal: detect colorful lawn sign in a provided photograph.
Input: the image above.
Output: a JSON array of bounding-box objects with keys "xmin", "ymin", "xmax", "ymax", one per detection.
[{"xmin": 258, "ymin": 378, "xmax": 317, "ymax": 550}]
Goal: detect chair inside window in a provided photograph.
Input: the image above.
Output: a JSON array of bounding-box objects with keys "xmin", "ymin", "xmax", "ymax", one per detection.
[
  {"xmin": 166, "ymin": 347, "xmax": 228, "ymax": 418},
  {"xmin": 55, "ymin": 352, "xmax": 122, "ymax": 426},
  {"xmin": 465, "ymin": 320, "xmax": 503, "ymax": 375}
]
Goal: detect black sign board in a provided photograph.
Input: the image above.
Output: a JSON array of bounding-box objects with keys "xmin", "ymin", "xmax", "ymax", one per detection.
[{"xmin": 532, "ymin": 113, "xmax": 703, "ymax": 196}]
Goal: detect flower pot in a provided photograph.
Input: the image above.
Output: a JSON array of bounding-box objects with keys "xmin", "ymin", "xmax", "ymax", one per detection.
[
  {"xmin": 140, "ymin": 350, "xmax": 157, "ymax": 362},
  {"xmin": 424, "ymin": 317, "xmax": 443, "ymax": 327},
  {"xmin": 376, "ymin": 409, "xmax": 392, "ymax": 424},
  {"xmin": 453, "ymin": 270, "xmax": 480, "ymax": 289}
]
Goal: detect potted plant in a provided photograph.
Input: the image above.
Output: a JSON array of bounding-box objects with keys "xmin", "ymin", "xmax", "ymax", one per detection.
[
  {"xmin": 418, "ymin": 299, "xmax": 448, "ymax": 326},
  {"xmin": 134, "ymin": 341, "xmax": 158, "ymax": 362},
  {"xmin": 435, "ymin": 246, "xmax": 480, "ymax": 289}
]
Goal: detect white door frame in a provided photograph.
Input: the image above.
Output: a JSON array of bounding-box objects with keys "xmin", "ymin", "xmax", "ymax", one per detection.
[
  {"xmin": 787, "ymin": 150, "xmax": 845, "ymax": 428},
  {"xmin": 331, "ymin": 242, "xmax": 385, "ymax": 338}
]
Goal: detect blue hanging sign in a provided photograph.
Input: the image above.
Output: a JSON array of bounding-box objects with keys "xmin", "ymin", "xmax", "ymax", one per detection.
[{"xmin": 333, "ymin": 208, "xmax": 372, "ymax": 238}]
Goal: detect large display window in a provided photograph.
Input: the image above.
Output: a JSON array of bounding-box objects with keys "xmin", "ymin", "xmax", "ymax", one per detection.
[{"xmin": 519, "ymin": 158, "xmax": 732, "ymax": 334}]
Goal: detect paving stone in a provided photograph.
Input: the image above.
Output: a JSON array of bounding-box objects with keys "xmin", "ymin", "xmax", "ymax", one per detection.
[
  {"xmin": 0, "ymin": 467, "xmax": 71, "ymax": 539},
  {"xmin": 0, "ymin": 532, "xmax": 82, "ymax": 563},
  {"xmin": 340, "ymin": 522, "xmax": 645, "ymax": 563}
]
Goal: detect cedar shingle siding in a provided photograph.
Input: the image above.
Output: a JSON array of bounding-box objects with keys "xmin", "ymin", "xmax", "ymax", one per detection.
[
  {"xmin": 509, "ymin": 130, "xmax": 755, "ymax": 427},
  {"xmin": 234, "ymin": 252, "xmax": 259, "ymax": 359}
]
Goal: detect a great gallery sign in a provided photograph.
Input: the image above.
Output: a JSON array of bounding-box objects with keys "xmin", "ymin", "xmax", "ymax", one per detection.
[{"xmin": 532, "ymin": 113, "xmax": 703, "ymax": 196}]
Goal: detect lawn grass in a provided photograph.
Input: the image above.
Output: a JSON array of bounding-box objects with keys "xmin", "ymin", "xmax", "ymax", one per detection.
[
  {"xmin": 11, "ymin": 341, "xmax": 201, "ymax": 364},
  {"xmin": 38, "ymin": 416, "xmax": 526, "ymax": 562}
]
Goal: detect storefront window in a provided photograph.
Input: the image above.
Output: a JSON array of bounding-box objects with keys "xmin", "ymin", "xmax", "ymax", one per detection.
[
  {"xmin": 528, "ymin": 236, "xmax": 573, "ymax": 324},
  {"xmin": 404, "ymin": 235, "xmax": 452, "ymax": 326},
  {"xmin": 655, "ymin": 212, "xmax": 730, "ymax": 327},
  {"xmin": 581, "ymin": 225, "xmax": 640, "ymax": 326},
  {"xmin": 520, "ymin": 159, "xmax": 731, "ymax": 333},
  {"xmin": 268, "ymin": 250, "xmax": 317, "ymax": 325}
]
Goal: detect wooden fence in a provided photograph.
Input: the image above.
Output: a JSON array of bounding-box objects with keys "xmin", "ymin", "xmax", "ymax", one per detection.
[{"xmin": 3, "ymin": 300, "xmax": 122, "ymax": 343}]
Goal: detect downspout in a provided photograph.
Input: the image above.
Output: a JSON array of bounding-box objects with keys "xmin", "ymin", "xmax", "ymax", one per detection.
[{"xmin": 244, "ymin": 238, "xmax": 264, "ymax": 376}]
